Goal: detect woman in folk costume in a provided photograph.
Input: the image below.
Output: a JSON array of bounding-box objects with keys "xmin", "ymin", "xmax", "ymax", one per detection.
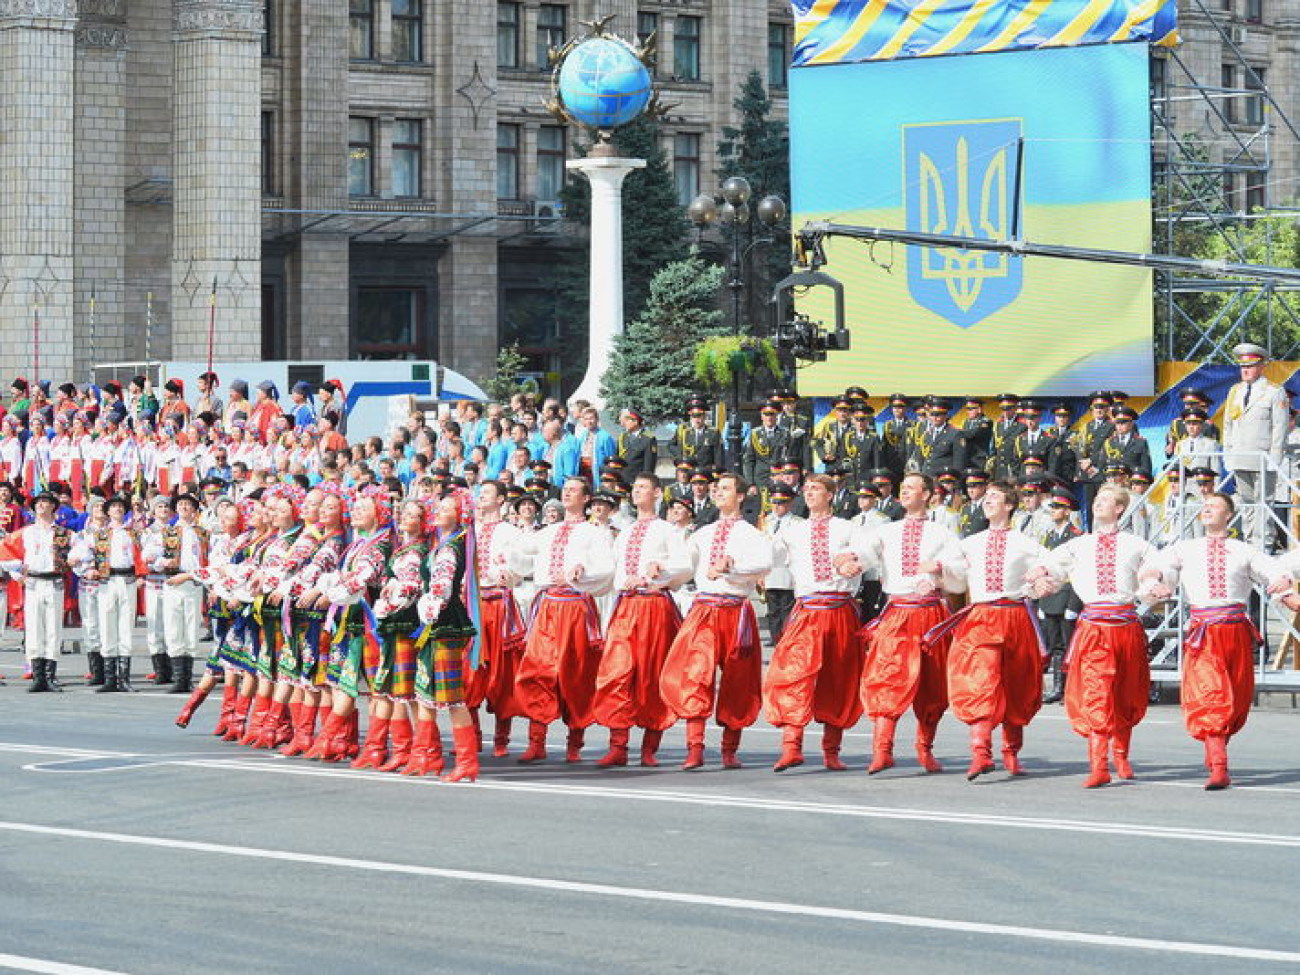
[
  {"xmin": 154, "ymin": 424, "xmax": 180, "ymax": 496},
  {"xmin": 0, "ymin": 415, "xmax": 23, "ymax": 484},
  {"xmin": 85, "ymin": 415, "xmax": 118, "ymax": 495},
  {"xmin": 254, "ymin": 485, "xmax": 347, "ymax": 749},
  {"xmin": 249, "ymin": 380, "xmax": 282, "ymax": 444},
  {"xmin": 176, "ymin": 425, "xmax": 201, "ymax": 489},
  {"xmin": 216, "ymin": 491, "xmax": 278, "ymax": 741},
  {"xmin": 308, "ymin": 491, "xmax": 407, "ymax": 766},
  {"xmin": 414, "ymin": 488, "xmax": 482, "ymax": 782},
  {"xmin": 177, "ymin": 497, "xmax": 257, "ymax": 731},
  {"xmin": 22, "ymin": 413, "xmax": 51, "ymax": 493},
  {"xmin": 239, "ymin": 483, "xmax": 306, "ymax": 745}
]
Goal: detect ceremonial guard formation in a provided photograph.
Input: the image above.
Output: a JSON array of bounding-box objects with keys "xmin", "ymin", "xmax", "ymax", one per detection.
[{"xmin": 1, "ymin": 353, "xmax": 1295, "ymax": 795}]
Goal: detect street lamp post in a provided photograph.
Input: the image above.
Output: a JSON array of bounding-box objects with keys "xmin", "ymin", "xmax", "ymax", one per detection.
[{"xmin": 688, "ymin": 176, "xmax": 787, "ymax": 469}]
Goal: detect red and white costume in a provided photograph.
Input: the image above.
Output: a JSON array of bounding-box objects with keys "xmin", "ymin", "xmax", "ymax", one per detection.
[
  {"xmin": 762, "ymin": 514, "xmax": 863, "ymax": 768},
  {"xmin": 0, "ymin": 521, "xmax": 72, "ymax": 660},
  {"xmin": 465, "ymin": 517, "xmax": 529, "ymax": 735}
]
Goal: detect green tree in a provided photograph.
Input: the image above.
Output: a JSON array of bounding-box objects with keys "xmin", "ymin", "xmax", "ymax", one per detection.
[
  {"xmin": 547, "ymin": 116, "xmax": 691, "ymax": 395},
  {"xmin": 482, "ymin": 343, "xmax": 530, "ymax": 403},
  {"xmin": 600, "ymin": 251, "xmax": 727, "ymax": 425}
]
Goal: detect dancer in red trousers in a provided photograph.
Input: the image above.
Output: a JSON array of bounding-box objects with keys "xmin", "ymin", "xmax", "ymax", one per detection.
[
  {"xmin": 594, "ymin": 472, "xmax": 691, "ymax": 767},
  {"xmin": 660, "ymin": 472, "xmax": 772, "ymax": 770},
  {"xmin": 837, "ymin": 472, "xmax": 966, "ymax": 774},
  {"xmin": 763, "ymin": 474, "xmax": 863, "ymax": 772},
  {"xmin": 514, "ymin": 476, "xmax": 614, "ymax": 764},
  {"xmin": 1142, "ymin": 492, "xmax": 1294, "ymax": 790},
  {"xmin": 1032, "ymin": 484, "xmax": 1157, "ymax": 788}
]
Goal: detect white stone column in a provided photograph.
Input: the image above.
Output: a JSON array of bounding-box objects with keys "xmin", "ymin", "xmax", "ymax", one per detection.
[
  {"xmin": 566, "ymin": 152, "xmax": 645, "ymax": 413},
  {"xmin": 0, "ymin": 0, "xmax": 77, "ymax": 380},
  {"xmin": 171, "ymin": 0, "xmax": 263, "ymax": 362},
  {"xmin": 75, "ymin": 0, "xmax": 128, "ymax": 381}
]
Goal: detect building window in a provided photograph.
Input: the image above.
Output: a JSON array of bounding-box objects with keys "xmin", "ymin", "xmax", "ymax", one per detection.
[
  {"xmin": 537, "ymin": 125, "xmax": 566, "ymax": 200},
  {"xmin": 348, "ymin": 117, "xmax": 375, "ymax": 197},
  {"xmin": 1221, "ymin": 64, "xmax": 1236, "ymax": 123},
  {"xmin": 349, "ymin": 0, "xmax": 373, "ymax": 60},
  {"xmin": 768, "ymin": 23, "xmax": 790, "ymax": 89},
  {"xmin": 674, "ymin": 16, "xmax": 701, "ymax": 80},
  {"xmin": 261, "ymin": 111, "xmax": 276, "ymax": 195},
  {"xmin": 1245, "ymin": 0, "xmax": 1262, "ymax": 22},
  {"xmin": 1150, "ymin": 55, "xmax": 1166, "ymax": 102},
  {"xmin": 1246, "ymin": 170, "xmax": 1266, "ymax": 211},
  {"xmin": 497, "ymin": 124, "xmax": 520, "ymax": 200},
  {"xmin": 355, "ymin": 288, "xmax": 424, "ymax": 359},
  {"xmin": 537, "ymin": 4, "xmax": 566, "ymax": 70},
  {"xmin": 1222, "ymin": 173, "xmax": 1238, "ymax": 213},
  {"xmin": 393, "ymin": 119, "xmax": 422, "ymax": 198},
  {"xmin": 637, "ymin": 12, "xmax": 658, "ymax": 75},
  {"xmin": 1245, "ymin": 67, "xmax": 1266, "ymax": 125},
  {"xmin": 673, "ymin": 132, "xmax": 700, "ymax": 206},
  {"xmin": 392, "ymin": 0, "xmax": 422, "ymax": 62},
  {"xmin": 498, "ymin": 2, "xmax": 520, "ymax": 68},
  {"xmin": 262, "ymin": 0, "xmax": 273, "ymax": 56}
]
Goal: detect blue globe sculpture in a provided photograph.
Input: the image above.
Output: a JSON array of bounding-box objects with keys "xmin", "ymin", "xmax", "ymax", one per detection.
[{"xmin": 557, "ymin": 37, "xmax": 652, "ymax": 130}]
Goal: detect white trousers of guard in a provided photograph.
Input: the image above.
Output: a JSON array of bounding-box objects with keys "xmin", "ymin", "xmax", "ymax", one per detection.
[
  {"xmin": 24, "ymin": 579, "xmax": 62, "ymax": 661},
  {"xmin": 144, "ymin": 580, "xmax": 166, "ymax": 655},
  {"xmin": 97, "ymin": 576, "xmax": 137, "ymax": 659},
  {"xmin": 162, "ymin": 580, "xmax": 202, "ymax": 659},
  {"xmin": 79, "ymin": 585, "xmax": 101, "ymax": 655}
]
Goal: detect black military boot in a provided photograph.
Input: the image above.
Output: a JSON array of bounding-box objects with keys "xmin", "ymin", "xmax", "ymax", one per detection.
[
  {"xmin": 151, "ymin": 652, "xmax": 173, "ymax": 686},
  {"xmin": 46, "ymin": 659, "xmax": 64, "ymax": 692},
  {"xmin": 27, "ymin": 659, "xmax": 50, "ymax": 693},
  {"xmin": 87, "ymin": 651, "xmax": 106, "ymax": 687},
  {"xmin": 96, "ymin": 657, "xmax": 122, "ymax": 693},
  {"xmin": 169, "ymin": 656, "xmax": 194, "ymax": 694},
  {"xmin": 119, "ymin": 656, "xmax": 136, "ymax": 693}
]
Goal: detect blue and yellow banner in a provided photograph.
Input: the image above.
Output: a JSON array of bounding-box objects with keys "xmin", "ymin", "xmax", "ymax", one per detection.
[
  {"xmin": 790, "ymin": 0, "xmax": 1178, "ymax": 65},
  {"xmin": 790, "ymin": 42, "xmax": 1155, "ymax": 397}
]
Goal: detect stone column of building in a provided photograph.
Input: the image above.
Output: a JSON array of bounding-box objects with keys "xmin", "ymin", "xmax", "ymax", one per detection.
[
  {"xmin": 280, "ymin": 0, "xmax": 349, "ymax": 360},
  {"xmin": 171, "ymin": 0, "xmax": 263, "ymax": 363},
  {"xmin": 0, "ymin": 0, "xmax": 77, "ymax": 381},
  {"xmin": 1273, "ymin": 18, "xmax": 1300, "ymax": 189},
  {"xmin": 74, "ymin": 0, "xmax": 128, "ymax": 382},
  {"xmin": 431, "ymin": 0, "xmax": 497, "ymax": 385}
]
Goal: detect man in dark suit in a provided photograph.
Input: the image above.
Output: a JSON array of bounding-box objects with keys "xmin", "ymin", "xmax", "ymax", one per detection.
[
  {"xmin": 879, "ymin": 394, "xmax": 916, "ymax": 480},
  {"xmin": 743, "ymin": 402, "xmax": 790, "ymax": 494},
  {"xmin": 842, "ymin": 403, "xmax": 883, "ymax": 490},
  {"xmin": 959, "ymin": 397, "xmax": 993, "ymax": 473},
  {"xmin": 917, "ymin": 398, "xmax": 965, "ymax": 477},
  {"xmin": 616, "ymin": 407, "xmax": 658, "ymax": 474},
  {"xmin": 990, "ymin": 393, "xmax": 1022, "ymax": 478},
  {"xmin": 1092, "ymin": 406, "xmax": 1152, "ymax": 480},
  {"xmin": 669, "ymin": 397, "xmax": 722, "ymax": 473}
]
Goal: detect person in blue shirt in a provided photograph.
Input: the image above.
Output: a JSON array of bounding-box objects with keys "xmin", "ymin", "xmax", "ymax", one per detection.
[{"xmin": 288, "ymin": 381, "xmax": 316, "ymax": 431}]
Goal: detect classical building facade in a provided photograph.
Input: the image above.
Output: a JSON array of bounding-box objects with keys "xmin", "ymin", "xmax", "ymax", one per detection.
[{"xmin": 0, "ymin": 0, "xmax": 1295, "ymax": 386}]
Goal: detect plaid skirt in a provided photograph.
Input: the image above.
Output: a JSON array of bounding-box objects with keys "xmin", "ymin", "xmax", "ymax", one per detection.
[
  {"xmin": 277, "ymin": 608, "xmax": 330, "ymax": 687},
  {"xmin": 415, "ymin": 632, "xmax": 474, "ymax": 710},
  {"xmin": 255, "ymin": 609, "xmax": 280, "ymax": 681}
]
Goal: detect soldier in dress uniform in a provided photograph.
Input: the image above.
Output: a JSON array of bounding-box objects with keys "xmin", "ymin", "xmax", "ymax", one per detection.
[
  {"xmin": 870, "ymin": 469, "xmax": 905, "ymax": 521},
  {"xmin": 669, "ymin": 396, "xmax": 723, "ymax": 473},
  {"xmin": 1093, "ymin": 405, "xmax": 1152, "ymax": 483},
  {"xmin": 915, "ymin": 397, "xmax": 965, "ymax": 477},
  {"xmin": 990, "ymin": 393, "xmax": 1023, "ymax": 478},
  {"xmin": 525, "ymin": 460, "xmax": 560, "ymax": 501},
  {"xmin": 616, "ymin": 408, "xmax": 658, "ymax": 474},
  {"xmin": 814, "ymin": 397, "xmax": 854, "ymax": 470},
  {"xmin": 687, "ymin": 468, "xmax": 718, "ymax": 528},
  {"xmin": 1075, "ymin": 391, "xmax": 1115, "ymax": 521},
  {"xmin": 742, "ymin": 401, "xmax": 790, "ymax": 498},
  {"xmin": 661, "ymin": 461, "xmax": 694, "ymax": 516},
  {"xmin": 959, "ymin": 469, "xmax": 990, "ymax": 537},
  {"xmin": 841, "ymin": 403, "xmax": 883, "ymax": 491},
  {"xmin": 879, "ymin": 394, "xmax": 916, "ymax": 480},
  {"xmin": 1037, "ymin": 486, "xmax": 1083, "ymax": 704},
  {"xmin": 1002, "ymin": 401, "xmax": 1065, "ymax": 483},
  {"xmin": 1165, "ymin": 387, "xmax": 1221, "ymax": 459},
  {"xmin": 960, "ymin": 397, "xmax": 993, "ymax": 473},
  {"xmin": 773, "ymin": 389, "xmax": 812, "ymax": 471},
  {"xmin": 825, "ymin": 466, "xmax": 858, "ymax": 519},
  {"xmin": 771, "ymin": 461, "xmax": 810, "ymax": 519},
  {"xmin": 761, "ymin": 484, "xmax": 801, "ymax": 645}
]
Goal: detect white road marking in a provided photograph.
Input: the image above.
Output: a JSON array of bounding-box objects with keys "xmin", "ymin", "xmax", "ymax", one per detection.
[
  {"xmin": 0, "ymin": 952, "xmax": 128, "ymax": 975},
  {"xmin": 0, "ymin": 819, "xmax": 1296, "ymax": 964}
]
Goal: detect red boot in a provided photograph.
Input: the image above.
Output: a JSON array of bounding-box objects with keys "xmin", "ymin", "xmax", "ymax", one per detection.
[
  {"xmin": 966, "ymin": 721, "xmax": 996, "ymax": 780},
  {"xmin": 470, "ymin": 707, "xmax": 484, "ymax": 754},
  {"xmin": 211, "ymin": 684, "xmax": 238, "ymax": 735},
  {"xmin": 721, "ymin": 727, "xmax": 743, "ymax": 769},
  {"xmin": 822, "ymin": 725, "xmax": 848, "ymax": 772},
  {"xmin": 640, "ymin": 729, "xmax": 664, "ymax": 767},
  {"xmin": 492, "ymin": 716, "xmax": 513, "ymax": 758},
  {"xmin": 517, "ymin": 720, "xmax": 548, "ymax": 764},
  {"xmin": 868, "ymin": 716, "xmax": 896, "ymax": 775},
  {"xmin": 305, "ymin": 711, "xmax": 343, "ymax": 760},
  {"xmin": 681, "ymin": 718, "xmax": 707, "ymax": 770},
  {"xmin": 344, "ymin": 711, "xmax": 361, "ymax": 759},
  {"xmin": 318, "ymin": 713, "xmax": 356, "ymax": 763},
  {"xmin": 441, "ymin": 725, "xmax": 481, "ymax": 783},
  {"xmin": 1112, "ymin": 726, "xmax": 1135, "ymax": 780},
  {"xmin": 223, "ymin": 693, "xmax": 254, "ymax": 741},
  {"xmin": 597, "ymin": 727, "xmax": 630, "ymax": 767},
  {"xmin": 1083, "ymin": 734, "xmax": 1111, "ymax": 788},
  {"xmin": 351, "ymin": 718, "xmax": 390, "ymax": 770},
  {"xmin": 403, "ymin": 721, "xmax": 445, "ymax": 776},
  {"xmin": 280, "ymin": 704, "xmax": 319, "ymax": 757},
  {"xmin": 915, "ymin": 719, "xmax": 943, "ymax": 774},
  {"xmin": 252, "ymin": 701, "xmax": 288, "ymax": 749},
  {"xmin": 378, "ymin": 715, "xmax": 414, "ymax": 773},
  {"xmin": 238, "ymin": 696, "xmax": 271, "ymax": 746},
  {"xmin": 1001, "ymin": 724, "xmax": 1026, "ymax": 777},
  {"xmin": 1205, "ymin": 735, "xmax": 1231, "ymax": 791},
  {"xmin": 565, "ymin": 727, "xmax": 586, "ymax": 763},
  {"xmin": 175, "ymin": 685, "xmax": 212, "ymax": 729},
  {"xmin": 773, "ymin": 726, "xmax": 804, "ymax": 772}
]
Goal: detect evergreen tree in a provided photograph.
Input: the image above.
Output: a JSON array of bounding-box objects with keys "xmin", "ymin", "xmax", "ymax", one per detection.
[
  {"xmin": 546, "ymin": 116, "xmax": 691, "ymax": 396},
  {"xmin": 600, "ymin": 251, "xmax": 727, "ymax": 425}
]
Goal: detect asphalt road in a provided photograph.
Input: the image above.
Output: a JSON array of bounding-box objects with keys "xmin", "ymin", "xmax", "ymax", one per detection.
[{"xmin": 2, "ymin": 659, "xmax": 1299, "ymax": 975}]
